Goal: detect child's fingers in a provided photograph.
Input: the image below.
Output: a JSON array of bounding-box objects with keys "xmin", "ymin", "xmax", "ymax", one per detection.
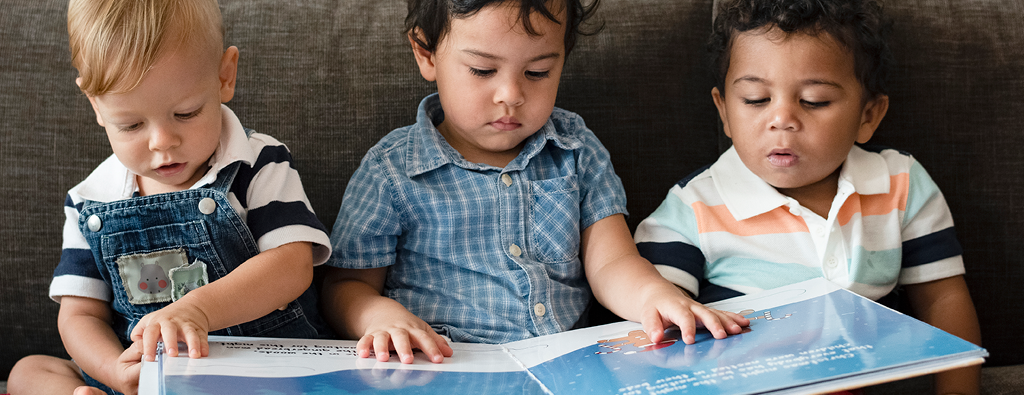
[
  {"xmin": 141, "ymin": 323, "xmax": 163, "ymax": 361},
  {"xmin": 433, "ymin": 332, "xmax": 454, "ymax": 358},
  {"xmin": 182, "ymin": 325, "xmax": 205, "ymax": 358},
  {"xmin": 388, "ymin": 330, "xmax": 416, "ymax": 364},
  {"xmin": 640, "ymin": 308, "xmax": 671, "ymax": 344},
  {"xmin": 371, "ymin": 332, "xmax": 393, "ymax": 362},
  {"xmin": 121, "ymin": 341, "xmax": 144, "ymax": 363},
  {"xmin": 160, "ymin": 323, "xmax": 181, "ymax": 358},
  {"xmin": 409, "ymin": 331, "xmax": 447, "ymax": 364},
  {"xmin": 688, "ymin": 305, "xmax": 731, "ymax": 339},
  {"xmin": 356, "ymin": 335, "xmax": 374, "ymax": 359},
  {"xmin": 718, "ymin": 310, "xmax": 750, "ymax": 334}
]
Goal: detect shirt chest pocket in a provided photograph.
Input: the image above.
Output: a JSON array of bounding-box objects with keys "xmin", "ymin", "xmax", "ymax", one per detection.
[{"xmin": 528, "ymin": 175, "xmax": 581, "ymax": 264}]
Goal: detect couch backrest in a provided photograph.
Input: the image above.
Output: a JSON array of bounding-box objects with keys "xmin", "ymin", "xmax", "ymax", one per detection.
[{"xmin": 2, "ymin": 0, "xmax": 1022, "ymax": 379}]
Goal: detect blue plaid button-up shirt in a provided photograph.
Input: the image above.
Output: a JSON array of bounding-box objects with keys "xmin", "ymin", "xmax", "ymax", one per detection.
[{"xmin": 328, "ymin": 94, "xmax": 628, "ymax": 343}]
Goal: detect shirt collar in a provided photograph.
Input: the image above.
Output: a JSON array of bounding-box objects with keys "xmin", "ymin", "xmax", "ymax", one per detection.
[
  {"xmin": 75, "ymin": 104, "xmax": 251, "ymax": 202},
  {"xmin": 709, "ymin": 145, "xmax": 890, "ymax": 221},
  {"xmin": 405, "ymin": 93, "xmax": 582, "ymax": 177}
]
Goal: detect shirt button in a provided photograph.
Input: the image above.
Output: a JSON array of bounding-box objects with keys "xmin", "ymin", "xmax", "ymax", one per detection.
[
  {"xmin": 789, "ymin": 206, "xmax": 802, "ymax": 216},
  {"xmin": 509, "ymin": 244, "xmax": 522, "ymax": 257},
  {"xmin": 86, "ymin": 215, "xmax": 102, "ymax": 232},
  {"xmin": 826, "ymin": 256, "xmax": 838, "ymax": 267},
  {"xmin": 534, "ymin": 303, "xmax": 547, "ymax": 317},
  {"xmin": 813, "ymin": 226, "xmax": 825, "ymax": 237},
  {"xmin": 501, "ymin": 174, "xmax": 513, "ymax": 187},
  {"xmin": 198, "ymin": 198, "xmax": 217, "ymax": 215}
]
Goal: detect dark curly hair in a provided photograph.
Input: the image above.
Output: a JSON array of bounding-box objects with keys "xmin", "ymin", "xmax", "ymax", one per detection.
[
  {"xmin": 405, "ymin": 0, "xmax": 600, "ymax": 57},
  {"xmin": 709, "ymin": 0, "xmax": 892, "ymax": 98}
]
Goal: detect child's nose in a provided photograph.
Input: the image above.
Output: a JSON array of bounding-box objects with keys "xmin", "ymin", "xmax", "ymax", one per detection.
[
  {"xmin": 148, "ymin": 125, "xmax": 181, "ymax": 151},
  {"xmin": 494, "ymin": 76, "xmax": 525, "ymax": 107},
  {"xmin": 767, "ymin": 101, "xmax": 801, "ymax": 132}
]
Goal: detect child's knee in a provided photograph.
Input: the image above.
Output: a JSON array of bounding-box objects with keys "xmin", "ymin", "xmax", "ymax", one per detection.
[{"xmin": 8, "ymin": 355, "xmax": 82, "ymax": 393}]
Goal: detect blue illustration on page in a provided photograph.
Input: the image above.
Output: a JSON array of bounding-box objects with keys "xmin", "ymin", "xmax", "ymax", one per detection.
[
  {"xmin": 527, "ymin": 289, "xmax": 980, "ymax": 394},
  {"xmin": 154, "ymin": 286, "xmax": 983, "ymax": 395}
]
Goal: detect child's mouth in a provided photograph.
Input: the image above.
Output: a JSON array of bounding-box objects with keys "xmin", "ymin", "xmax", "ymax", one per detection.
[
  {"xmin": 767, "ymin": 150, "xmax": 797, "ymax": 167},
  {"xmin": 490, "ymin": 117, "xmax": 521, "ymax": 131},
  {"xmin": 155, "ymin": 163, "xmax": 186, "ymax": 177}
]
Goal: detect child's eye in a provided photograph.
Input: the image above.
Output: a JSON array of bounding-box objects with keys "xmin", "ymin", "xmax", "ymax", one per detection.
[
  {"xmin": 119, "ymin": 122, "xmax": 143, "ymax": 133},
  {"xmin": 742, "ymin": 98, "xmax": 769, "ymax": 106},
  {"xmin": 470, "ymin": 68, "xmax": 496, "ymax": 77},
  {"xmin": 802, "ymin": 100, "xmax": 831, "ymax": 108},
  {"xmin": 175, "ymin": 108, "xmax": 203, "ymax": 120},
  {"xmin": 525, "ymin": 70, "xmax": 550, "ymax": 79}
]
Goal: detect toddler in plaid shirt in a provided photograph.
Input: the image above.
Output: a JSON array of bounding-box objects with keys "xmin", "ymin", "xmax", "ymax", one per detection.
[{"xmin": 321, "ymin": 0, "xmax": 749, "ymax": 364}]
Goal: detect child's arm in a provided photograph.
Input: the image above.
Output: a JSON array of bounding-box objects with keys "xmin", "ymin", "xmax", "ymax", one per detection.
[
  {"xmin": 582, "ymin": 214, "xmax": 749, "ymax": 345},
  {"xmin": 130, "ymin": 241, "xmax": 316, "ymax": 361},
  {"xmin": 904, "ymin": 275, "xmax": 981, "ymax": 395},
  {"xmin": 58, "ymin": 296, "xmax": 144, "ymax": 394},
  {"xmin": 321, "ymin": 266, "xmax": 452, "ymax": 364}
]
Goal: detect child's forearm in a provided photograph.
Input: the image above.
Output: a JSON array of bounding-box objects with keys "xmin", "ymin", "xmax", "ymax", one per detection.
[
  {"xmin": 182, "ymin": 241, "xmax": 315, "ymax": 331},
  {"xmin": 57, "ymin": 297, "xmax": 131, "ymax": 391},
  {"xmin": 322, "ymin": 266, "xmax": 394, "ymax": 338},
  {"xmin": 589, "ymin": 254, "xmax": 677, "ymax": 321},
  {"xmin": 906, "ymin": 276, "xmax": 981, "ymax": 395}
]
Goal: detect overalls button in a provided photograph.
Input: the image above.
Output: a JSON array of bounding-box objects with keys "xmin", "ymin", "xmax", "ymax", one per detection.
[
  {"xmin": 86, "ymin": 215, "xmax": 102, "ymax": 232},
  {"xmin": 198, "ymin": 198, "xmax": 217, "ymax": 215}
]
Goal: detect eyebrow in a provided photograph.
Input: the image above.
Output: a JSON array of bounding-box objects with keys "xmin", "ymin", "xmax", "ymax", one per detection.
[
  {"xmin": 463, "ymin": 49, "xmax": 562, "ymax": 62},
  {"xmin": 733, "ymin": 75, "xmax": 845, "ymax": 90}
]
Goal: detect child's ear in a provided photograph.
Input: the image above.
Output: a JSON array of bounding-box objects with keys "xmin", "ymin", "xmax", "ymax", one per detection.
[
  {"xmin": 218, "ymin": 46, "xmax": 240, "ymax": 103},
  {"xmin": 712, "ymin": 87, "xmax": 732, "ymax": 139},
  {"xmin": 409, "ymin": 30, "xmax": 437, "ymax": 82},
  {"xmin": 857, "ymin": 94, "xmax": 889, "ymax": 144},
  {"xmin": 77, "ymin": 77, "xmax": 105, "ymax": 127}
]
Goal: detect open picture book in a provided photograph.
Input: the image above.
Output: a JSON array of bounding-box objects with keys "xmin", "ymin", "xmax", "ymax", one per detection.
[{"xmin": 139, "ymin": 278, "xmax": 986, "ymax": 394}]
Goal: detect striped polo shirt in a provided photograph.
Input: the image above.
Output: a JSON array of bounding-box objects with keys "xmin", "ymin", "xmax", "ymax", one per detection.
[
  {"xmin": 635, "ymin": 145, "xmax": 964, "ymax": 303},
  {"xmin": 50, "ymin": 105, "xmax": 331, "ymax": 303}
]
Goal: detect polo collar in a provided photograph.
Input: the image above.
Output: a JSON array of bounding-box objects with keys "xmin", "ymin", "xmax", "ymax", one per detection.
[
  {"xmin": 75, "ymin": 104, "xmax": 252, "ymax": 202},
  {"xmin": 710, "ymin": 145, "xmax": 890, "ymax": 221}
]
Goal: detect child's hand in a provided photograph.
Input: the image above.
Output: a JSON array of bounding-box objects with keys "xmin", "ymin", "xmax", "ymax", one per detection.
[
  {"xmin": 104, "ymin": 342, "xmax": 145, "ymax": 395},
  {"xmin": 357, "ymin": 310, "xmax": 453, "ymax": 364},
  {"xmin": 130, "ymin": 299, "xmax": 211, "ymax": 362},
  {"xmin": 638, "ymin": 282, "xmax": 749, "ymax": 345}
]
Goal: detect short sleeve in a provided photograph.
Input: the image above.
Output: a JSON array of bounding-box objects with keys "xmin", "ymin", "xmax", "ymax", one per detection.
[
  {"xmin": 49, "ymin": 194, "xmax": 112, "ymax": 303},
  {"xmin": 326, "ymin": 149, "xmax": 402, "ymax": 269},
  {"xmin": 898, "ymin": 159, "xmax": 965, "ymax": 284},
  {"xmin": 236, "ymin": 133, "xmax": 332, "ymax": 265},
  {"xmin": 574, "ymin": 124, "xmax": 628, "ymax": 230},
  {"xmin": 634, "ymin": 186, "xmax": 706, "ymax": 295}
]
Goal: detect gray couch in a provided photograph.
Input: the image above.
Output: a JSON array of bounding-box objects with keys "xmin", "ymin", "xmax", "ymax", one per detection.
[{"xmin": 2, "ymin": 0, "xmax": 1022, "ymax": 393}]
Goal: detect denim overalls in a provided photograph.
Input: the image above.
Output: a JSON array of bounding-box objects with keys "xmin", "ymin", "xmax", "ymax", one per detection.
[{"xmin": 78, "ymin": 159, "xmax": 331, "ymax": 350}]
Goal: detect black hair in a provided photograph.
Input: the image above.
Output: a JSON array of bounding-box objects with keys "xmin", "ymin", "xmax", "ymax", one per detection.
[
  {"xmin": 709, "ymin": 0, "xmax": 892, "ymax": 98},
  {"xmin": 405, "ymin": 0, "xmax": 600, "ymax": 56}
]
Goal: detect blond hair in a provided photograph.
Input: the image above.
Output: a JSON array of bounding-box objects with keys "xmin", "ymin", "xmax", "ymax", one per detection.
[{"xmin": 68, "ymin": 0, "xmax": 225, "ymax": 96}]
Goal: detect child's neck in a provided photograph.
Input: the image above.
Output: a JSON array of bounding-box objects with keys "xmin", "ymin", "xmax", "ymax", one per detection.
[{"xmin": 775, "ymin": 168, "xmax": 842, "ymax": 219}]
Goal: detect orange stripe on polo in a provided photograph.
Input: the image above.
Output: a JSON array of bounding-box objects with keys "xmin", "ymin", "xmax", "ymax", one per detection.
[
  {"xmin": 836, "ymin": 173, "xmax": 910, "ymax": 226},
  {"xmin": 692, "ymin": 202, "xmax": 809, "ymax": 236}
]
